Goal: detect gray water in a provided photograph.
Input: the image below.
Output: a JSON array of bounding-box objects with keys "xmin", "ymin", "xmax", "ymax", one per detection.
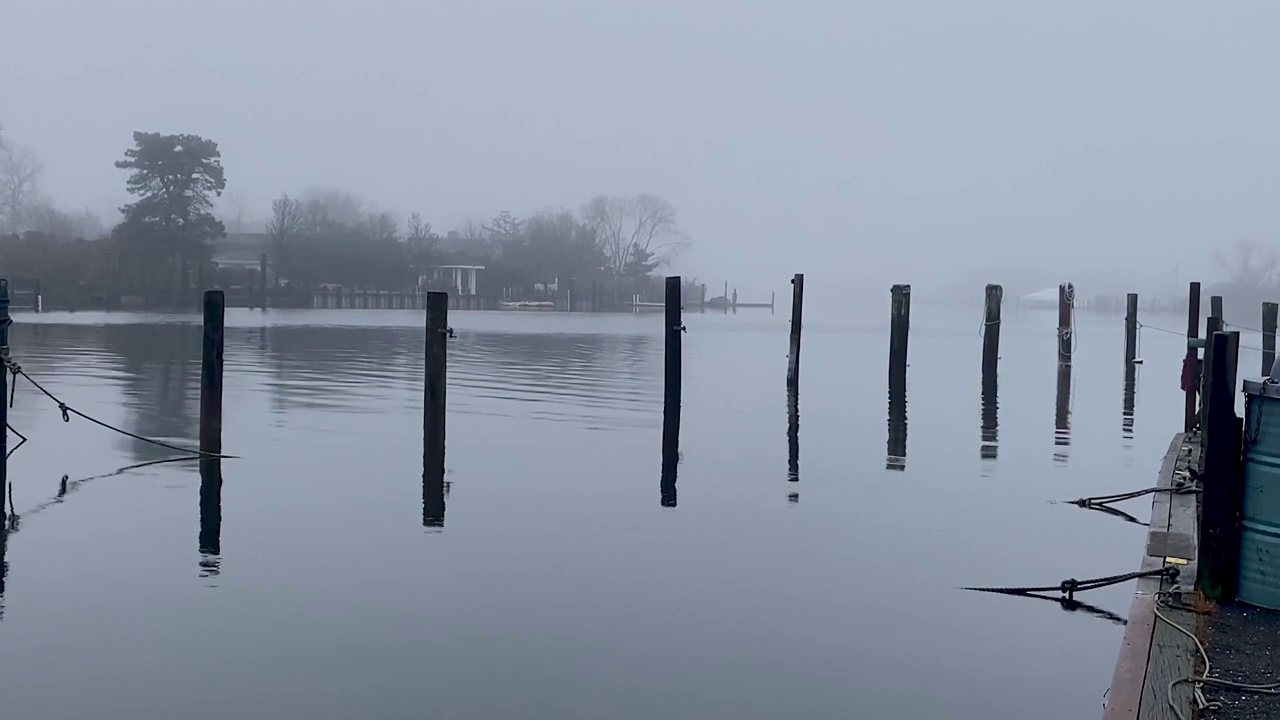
[{"xmin": 0, "ymin": 303, "xmax": 1251, "ymax": 719}]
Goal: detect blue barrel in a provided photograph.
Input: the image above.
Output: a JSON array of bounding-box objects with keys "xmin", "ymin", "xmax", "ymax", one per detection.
[{"xmin": 1240, "ymin": 379, "xmax": 1280, "ymax": 609}]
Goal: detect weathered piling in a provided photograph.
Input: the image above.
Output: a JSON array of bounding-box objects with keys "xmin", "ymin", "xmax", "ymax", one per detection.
[
  {"xmin": 199, "ymin": 290, "xmax": 225, "ymax": 456},
  {"xmin": 1185, "ymin": 282, "xmax": 1202, "ymax": 432},
  {"xmin": 887, "ymin": 284, "xmax": 910, "ymax": 471},
  {"xmin": 661, "ymin": 276, "xmax": 682, "ymax": 506},
  {"xmin": 0, "ymin": 279, "xmax": 9, "ymax": 517},
  {"xmin": 1210, "ymin": 295, "xmax": 1224, "ymax": 323},
  {"xmin": 1124, "ymin": 293, "xmax": 1139, "ymax": 366},
  {"xmin": 259, "ymin": 252, "xmax": 269, "ymax": 309},
  {"xmin": 424, "ymin": 292, "xmax": 449, "ymax": 482},
  {"xmin": 731, "ymin": 288, "xmax": 738, "ymax": 312},
  {"xmin": 198, "ymin": 458, "xmax": 223, "ymax": 558},
  {"xmin": 982, "ymin": 284, "xmax": 1002, "ymax": 379},
  {"xmin": 1123, "ymin": 360, "xmax": 1137, "ymax": 441},
  {"xmin": 722, "ymin": 281, "xmax": 728, "ymax": 314},
  {"xmin": 1198, "ymin": 331, "xmax": 1242, "ymax": 600},
  {"xmin": 889, "ymin": 284, "xmax": 910, "ymax": 383},
  {"xmin": 787, "ymin": 273, "xmax": 804, "ymax": 390},
  {"xmin": 32, "ymin": 278, "xmax": 41, "ymax": 313},
  {"xmin": 1263, "ymin": 302, "xmax": 1278, "ymax": 375},
  {"xmin": 787, "ymin": 387, "xmax": 799, "ymax": 483},
  {"xmin": 700, "ymin": 283, "xmax": 707, "ymax": 313},
  {"xmin": 1057, "ymin": 282, "xmax": 1074, "ymax": 364},
  {"xmin": 1200, "ymin": 315, "xmax": 1222, "ymax": 439},
  {"xmin": 1226, "ymin": 331, "xmax": 1241, "ymax": 399}
]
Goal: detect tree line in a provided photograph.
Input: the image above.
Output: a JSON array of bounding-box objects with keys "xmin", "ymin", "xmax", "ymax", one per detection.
[{"xmin": 0, "ymin": 128, "xmax": 690, "ymax": 307}]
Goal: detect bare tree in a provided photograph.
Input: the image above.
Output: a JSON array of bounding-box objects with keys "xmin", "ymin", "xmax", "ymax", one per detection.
[
  {"xmin": 26, "ymin": 199, "xmax": 105, "ymax": 239},
  {"xmin": 1215, "ymin": 240, "xmax": 1279, "ymax": 291},
  {"xmin": 406, "ymin": 212, "xmax": 434, "ymax": 241},
  {"xmin": 220, "ymin": 189, "xmax": 254, "ymax": 233},
  {"xmin": 365, "ymin": 211, "xmax": 399, "ymax": 242},
  {"xmin": 0, "ymin": 138, "xmax": 43, "ymax": 234},
  {"xmin": 581, "ymin": 193, "xmax": 685, "ymax": 275},
  {"xmin": 300, "ymin": 188, "xmax": 365, "ymax": 230},
  {"xmin": 456, "ymin": 216, "xmax": 489, "ymax": 240},
  {"xmin": 483, "ymin": 210, "xmax": 523, "ymax": 242},
  {"xmin": 266, "ymin": 193, "xmax": 303, "ymax": 283}
]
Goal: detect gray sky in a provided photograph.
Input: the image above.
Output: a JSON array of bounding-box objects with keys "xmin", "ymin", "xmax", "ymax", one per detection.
[{"xmin": 3, "ymin": 1, "xmax": 1277, "ymax": 294}]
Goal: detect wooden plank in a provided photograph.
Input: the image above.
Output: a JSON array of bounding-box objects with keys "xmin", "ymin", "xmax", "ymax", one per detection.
[
  {"xmin": 1105, "ymin": 434, "xmax": 1186, "ymax": 720},
  {"xmin": 1139, "ymin": 604, "xmax": 1198, "ymax": 720}
]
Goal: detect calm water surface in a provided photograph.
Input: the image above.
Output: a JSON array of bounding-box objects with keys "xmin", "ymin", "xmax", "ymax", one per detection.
[{"xmin": 0, "ymin": 302, "xmax": 1254, "ymax": 719}]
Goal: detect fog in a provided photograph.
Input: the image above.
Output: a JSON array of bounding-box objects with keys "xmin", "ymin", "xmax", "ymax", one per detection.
[{"xmin": 3, "ymin": 1, "xmax": 1277, "ymax": 296}]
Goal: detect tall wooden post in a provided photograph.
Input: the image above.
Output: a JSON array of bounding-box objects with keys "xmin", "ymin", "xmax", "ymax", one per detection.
[
  {"xmin": 731, "ymin": 288, "xmax": 738, "ymax": 313},
  {"xmin": 1057, "ymin": 282, "xmax": 1074, "ymax": 364},
  {"xmin": 1210, "ymin": 295, "xmax": 1224, "ymax": 324},
  {"xmin": 259, "ymin": 252, "xmax": 269, "ymax": 309},
  {"xmin": 982, "ymin": 284, "xmax": 1002, "ymax": 379},
  {"xmin": 1053, "ymin": 361, "xmax": 1072, "ymax": 464},
  {"xmin": 199, "ymin": 290, "xmax": 225, "ymax": 456},
  {"xmin": 1200, "ymin": 315, "xmax": 1222, "ymax": 438},
  {"xmin": 1263, "ymin": 302, "xmax": 1278, "ymax": 375},
  {"xmin": 1185, "ymin": 282, "xmax": 1202, "ymax": 432},
  {"xmin": 1124, "ymin": 293, "xmax": 1139, "ymax": 366},
  {"xmin": 981, "ymin": 359, "xmax": 998, "ymax": 461},
  {"xmin": 770, "ymin": 291, "xmax": 776, "ymax": 314},
  {"xmin": 722, "ymin": 281, "xmax": 729, "ymax": 314},
  {"xmin": 787, "ymin": 274, "xmax": 804, "ymax": 389},
  {"xmin": 0, "ymin": 279, "xmax": 10, "ymax": 520},
  {"xmin": 32, "ymin": 278, "xmax": 41, "ymax": 313},
  {"xmin": 661, "ymin": 276, "xmax": 682, "ymax": 507},
  {"xmin": 889, "ymin": 284, "xmax": 911, "ymax": 382},
  {"xmin": 424, "ymin": 292, "xmax": 448, "ymax": 484},
  {"xmin": 1198, "ymin": 331, "xmax": 1242, "ymax": 600}
]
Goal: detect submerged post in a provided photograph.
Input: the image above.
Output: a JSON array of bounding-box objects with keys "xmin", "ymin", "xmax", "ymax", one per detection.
[
  {"xmin": 1057, "ymin": 282, "xmax": 1074, "ymax": 364},
  {"xmin": 199, "ymin": 290, "xmax": 225, "ymax": 456},
  {"xmin": 1185, "ymin": 282, "xmax": 1202, "ymax": 432},
  {"xmin": 0, "ymin": 279, "xmax": 9, "ymax": 520},
  {"xmin": 982, "ymin": 284, "xmax": 1003, "ymax": 379},
  {"xmin": 1263, "ymin": 302, "xmax": 1278, "ymax": 375},
  {"xmin": 1124, "ymin": 293, "xmax": 1139, "ymax": 367},
  {"xmin": 1198, "ymin": 331, "xmax": 1241, "ymax": 600},
  {"xmin": 787, "ymin": 273, "xmax": 804, "ymax": 390},
  {"xmin": 661, "ymin": 276, "xmax": 682, "ymax": 506},
  {"xmin": 424, "ymin": 292, "xmax": 448, "ymax": 482}
]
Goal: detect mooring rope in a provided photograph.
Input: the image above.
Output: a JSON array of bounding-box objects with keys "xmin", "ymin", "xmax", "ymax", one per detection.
[
  {"xmin": 2, "ymin": 352, "xmax": 232, "ymax": 460},
  {"xmin": 5, "ymin": 423, "xmax": 26, "ymax": 459},
  {"xmin": 963, "ymin": 566, "xmax": 1178, "ymax": 600},
  {"xmin": 1064, "ymin": 484, "xmax": 1199, "ymax": 509},
  {"xmin": 1153, "ymin": 586, "xmax": 1280, "ymax": 720},
  {"xmin": 1139, "ymin": 321, "xmax": 1266, "ymax": 353}
]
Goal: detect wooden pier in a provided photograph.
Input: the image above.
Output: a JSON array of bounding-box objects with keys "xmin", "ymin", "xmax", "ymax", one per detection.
[{"xmin": 1103, "ymin": 433, "xmax": 1201, "ymax": 720}]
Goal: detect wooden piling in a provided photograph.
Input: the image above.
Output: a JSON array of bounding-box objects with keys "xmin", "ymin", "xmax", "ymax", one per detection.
[
  {"xmin": 661, "ymin": 276, "xmax": 682, "ymax": 506},
  {"xmin": 771, "ymin": 291, "xmax": 776, "ymax": 314},
  {"xmin": 731, "ymin": 288, "xmax": 738, "ymax": 312},
  {"xmin": 722, "ymin": 281, "xmax": 729, "ymax": 314},
  {"xmin": 1198, "ymin": 331, "xmax": 1242, "ymax": 600},
  {"xmin": 1124, "ymin": 293, "xmax": 1139, "ymax": 366},
  {"xmin": 1058, "ymin": 282, "xmax": 1074, "ymax": 364},
  {"xmin": 700, "ymin": 283, "xmax": 707, "ymax": 313},
  {"xmin": 980, "ymin": 359, "xmax": 998, "ymax": 460},
  {"xmin": 982, "ymin": 284, "xmax": 1002, "ymax": 379},
  {"xmin": 199, "ymin": 290, "xmax": 225, "ymax": 456},
  {"xmin": 1053, "ymin": 361, "xmax": 1073, "ymax": 463},
  {"xmin": 889, "ymin": 284, "xmax": 911, "ymax": 383},
  {"xmin": 198, "ymin": 458, "xmax": 222, "ymax": 557},
  {"xmin": 259, "ymin": 253, "xmax": 269, "ymax": 309},
  {"xmin": 1200, "ymin": 315, "xmax": 1222, "ymax": 438},
  {"xmin": 1185, "ymin": 282, "xmax": 1202, "ymax": 432},
  {"xmin": 0, "ymin": 279, "xmax": 9, "ymax": 518},
  {"xmin": 1263, "ymin": 302, "xmax": 1278, "ymax": 375},
  {"xmin": 32, "ymin": 278, "xmax": 41, "ymax": 313},
  {"xmin": 424, "ymin": 292, "xmax": 449, "ymax": 482},
  {"xmin": 1210, "ymin": 295, "xmax": 1224, "ymax": 323},
  {"xmin": 787, "ymin": 273, "xmax": 804, "ymax": 390}
]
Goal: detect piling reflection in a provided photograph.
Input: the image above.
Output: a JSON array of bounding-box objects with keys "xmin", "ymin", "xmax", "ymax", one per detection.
[
  {"xmin": 199, "ymin": 459, "xmax": 222, "ymax": 578},
  {"xmin": 980, "ymin": 369, "xmax": 999, "ymax": 462},
  {"xmin": 787, "ymin": 388, "xmax": 799, "ymax": 483},
  {"xmin": 887, "ymin": 371, "xmax": 908, "ymax": 471},
  {"xmin": 423, "ymin": 466, "xmax": 446, "ymax": 528},
  {"xmin": 1054, "ymin": 362, "xmax": 1072, "ymax": 464},
  {"xmin": 1122, "ymin": 364, "xmax": 1137, "ymax": 445}
]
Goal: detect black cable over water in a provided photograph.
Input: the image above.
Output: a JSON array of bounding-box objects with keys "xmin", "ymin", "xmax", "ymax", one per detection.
[
  {"xmin": 5, "ymin": 360, "xmax": 233, "ymax": 460},
  {"xmin": 963, "ymin": 566, "xmax": 1179, "ymax": 601}
]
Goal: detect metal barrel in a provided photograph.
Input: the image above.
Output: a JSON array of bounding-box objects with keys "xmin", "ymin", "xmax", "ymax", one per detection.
[{"xmin": 1240, "ymin": 378, "xmax": 1280, "ymax": 608}]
